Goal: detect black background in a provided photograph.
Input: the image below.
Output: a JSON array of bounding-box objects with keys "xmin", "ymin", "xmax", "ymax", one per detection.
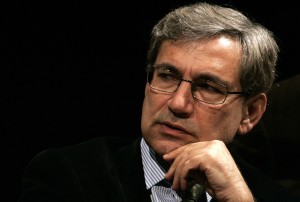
[{"xmin": 2, "ymin": 0, "xmax": 300, "ymax": 201}]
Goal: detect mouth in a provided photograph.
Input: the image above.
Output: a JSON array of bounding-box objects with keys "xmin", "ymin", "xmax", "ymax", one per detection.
[{"xmin": 159, "ymin": 121, "xmax": 192, "ymax": 137}]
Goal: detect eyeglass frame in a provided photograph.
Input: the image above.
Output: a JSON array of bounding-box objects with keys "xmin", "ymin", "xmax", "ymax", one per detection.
[{"xmin": 146, "ymin": 66, "xmax": 250, "ymax": 105}]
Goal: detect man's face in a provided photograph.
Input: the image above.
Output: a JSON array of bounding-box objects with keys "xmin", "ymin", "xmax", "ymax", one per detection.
[{"xmin": 141, "ymin": 36, "xmax": 247, "ymax": 156}]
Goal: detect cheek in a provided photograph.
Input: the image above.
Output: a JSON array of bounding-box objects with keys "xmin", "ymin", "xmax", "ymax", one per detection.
[
  {"xmin": 142, "ymin": 90, "xmax": 155, "ymax": 117},
  {"xmin": 194, "ymin": 103, "xmax": 243, "ymax": 142},
  {"xmin": 141, "ymin": 87, "xmax": 153, "ymax": 123},
  {"xmin": 141, "ymin": 91, "xmax": 160, "ymax": 129},
  {"xmin": 141, "ymin": 90, "xmax": 169, "ymax": 130},
  {"xmin": 217, "ymin": 106, "xmax": 243, "ymax": 142},
  {"xmin": 141, "ymin": 97, "xmax": 151, "ymax": 130},
  {"xmin": 143, "ymin": 88, "xmax": 167, "ymax": 114}
]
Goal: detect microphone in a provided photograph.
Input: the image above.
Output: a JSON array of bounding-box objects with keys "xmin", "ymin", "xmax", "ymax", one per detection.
[
  {"xmin": 182, "ymin": 180, "xmax": 205, "ymax": 202},
  {"xmin": 154, "ymin": 152, "xmax": 206, "ymax": 201}
]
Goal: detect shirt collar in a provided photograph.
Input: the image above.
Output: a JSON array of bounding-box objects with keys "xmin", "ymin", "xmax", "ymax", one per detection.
[{"xmin": 140, "ymin": 138, "xmax": 212, "ymax": 201}]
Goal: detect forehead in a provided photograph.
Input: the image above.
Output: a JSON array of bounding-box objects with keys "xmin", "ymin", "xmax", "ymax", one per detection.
[{"xmin": 155, "ymin": 37, "xmax": 242, "ymax": 87}]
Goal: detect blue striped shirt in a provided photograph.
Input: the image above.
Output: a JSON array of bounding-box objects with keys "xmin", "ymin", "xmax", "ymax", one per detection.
[{"xmin": 140, "ymin": 138, "xmax": 212, "ymax": 202}]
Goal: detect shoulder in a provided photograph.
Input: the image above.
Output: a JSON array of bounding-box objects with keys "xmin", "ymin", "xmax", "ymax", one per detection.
[
  {"xmin": 25, "ymin": 136, "xmax": 139, "ymax": 175},
  {"xmin": 34, "ymin": 136, "xmax": 137, "ymax": 161},
  {"xmin": 20, "ymin": 137, "xmax": 140, "ymax": 201},
  {"xmin": 61, "ymin": 136, "xmax": 137, "ymax": 154}
]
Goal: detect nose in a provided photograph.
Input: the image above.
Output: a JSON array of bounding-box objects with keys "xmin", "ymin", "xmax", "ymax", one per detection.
[{"xmin": 168, "ymin": 80, "xmax": 194, "ymax": 117}]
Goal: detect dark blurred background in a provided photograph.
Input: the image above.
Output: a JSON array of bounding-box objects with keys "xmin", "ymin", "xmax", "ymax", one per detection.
[{"xmin": 2, "ymin": 0, "xmax": 300, "ymax": 201}]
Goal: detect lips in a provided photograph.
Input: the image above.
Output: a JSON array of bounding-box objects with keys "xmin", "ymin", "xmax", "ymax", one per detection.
[{"xmin": 159, "ymin": 121, "xmax": 192, "ymax": 136}]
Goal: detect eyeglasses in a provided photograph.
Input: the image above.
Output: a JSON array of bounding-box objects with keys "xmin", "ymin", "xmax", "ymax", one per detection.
[{"xmin": 147, "ymin": 66, "xmax": 249, "ymax": 105}]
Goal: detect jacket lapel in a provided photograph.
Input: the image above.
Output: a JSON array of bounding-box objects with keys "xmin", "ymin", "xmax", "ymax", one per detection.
[{"xmin": 114, "ymin": 137, "xmax": 151, "ymax": 202}]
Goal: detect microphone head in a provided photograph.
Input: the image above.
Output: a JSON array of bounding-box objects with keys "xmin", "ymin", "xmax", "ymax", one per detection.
[{"xmin": 181, "ymin": 180, "xmax": 205, "ymax": 202}]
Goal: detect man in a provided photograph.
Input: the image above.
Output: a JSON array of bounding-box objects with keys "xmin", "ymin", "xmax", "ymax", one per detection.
[{"xmin": 19, "ymin": 2, "xmax": 300, "ymax": 202}]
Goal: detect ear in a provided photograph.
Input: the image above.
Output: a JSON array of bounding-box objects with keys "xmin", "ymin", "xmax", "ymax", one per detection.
[{"xmin": 237, "ymin": 93, "xmax": 267, "ymax": 135}]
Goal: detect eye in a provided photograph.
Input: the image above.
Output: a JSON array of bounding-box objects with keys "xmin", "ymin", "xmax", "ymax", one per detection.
[
  {"xmin": 157, "ymin": 72, "xmax": 178, "ymax": 80},
  {"xmin": 156, "ymin": 68, "xmax": 179, "ymax": 81},
  {"xmin": 195, "ymin": 80, "xmax": 226, "ymax": 94}
]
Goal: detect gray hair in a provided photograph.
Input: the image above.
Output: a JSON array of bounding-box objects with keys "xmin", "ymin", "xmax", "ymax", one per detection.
[{"xmin": 146, "ymin": 2, "xmax": 279, "ymax": 96}]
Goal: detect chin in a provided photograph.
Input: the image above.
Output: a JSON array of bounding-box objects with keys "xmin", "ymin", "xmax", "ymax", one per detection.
[{"xmin": 151, "ymin": 140, "xmax": 184, "ymax": 156}]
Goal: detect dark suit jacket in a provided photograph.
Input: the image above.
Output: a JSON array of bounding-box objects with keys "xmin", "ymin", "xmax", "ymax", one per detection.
[{"xmin": 19, "ymin": 136, "xmax": 300, "ymax": 202}]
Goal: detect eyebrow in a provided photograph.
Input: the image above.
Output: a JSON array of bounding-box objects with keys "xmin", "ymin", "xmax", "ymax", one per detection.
[{"xmin": 153, "ymin": 64, "xmax": 180, "ymax": 75}]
